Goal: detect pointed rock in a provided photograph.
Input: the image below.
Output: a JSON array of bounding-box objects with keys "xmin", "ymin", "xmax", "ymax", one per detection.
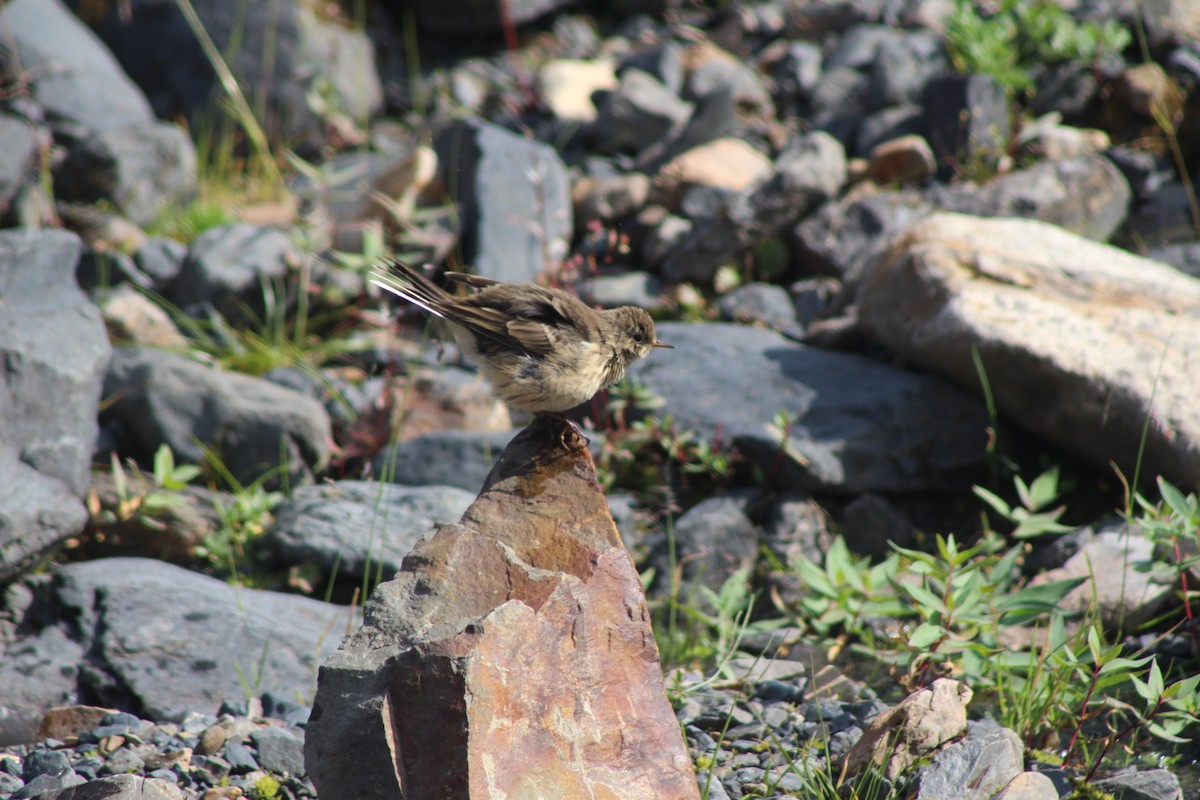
[{"xmin": 306, "ymin": 417, "xmax": 699, "ymax": 800}]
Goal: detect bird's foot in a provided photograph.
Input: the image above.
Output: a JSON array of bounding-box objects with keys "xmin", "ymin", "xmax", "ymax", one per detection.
[{"xmin": 534, "ymin": 412, "xmax": 590, "ymax": 452}]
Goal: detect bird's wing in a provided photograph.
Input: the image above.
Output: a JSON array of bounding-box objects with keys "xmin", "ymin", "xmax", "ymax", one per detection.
[
  {"xmin": 444, "ymin": 272, "xmax": 502, "ymax": 289},
  {"xmin": 504, "ymin": 319, "xmax": 557, "ymax": 355}
]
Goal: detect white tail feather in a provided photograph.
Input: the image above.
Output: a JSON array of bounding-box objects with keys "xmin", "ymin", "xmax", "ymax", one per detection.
[{"xmin": 370, "ymin": 273, "xmax": 446, "ymax": 319}]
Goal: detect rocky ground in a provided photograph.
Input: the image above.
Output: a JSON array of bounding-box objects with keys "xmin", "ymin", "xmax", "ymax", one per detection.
[{"xmin": 2, "ymin": 0, "xmax": 1200, "ymax": 797}]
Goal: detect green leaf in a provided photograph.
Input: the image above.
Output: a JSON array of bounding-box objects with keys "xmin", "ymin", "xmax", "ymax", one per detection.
[
  {"xmin": 973, "ymin": 485, "xmax": 1012, "ymax": 517},
  {"xmin": 1148, "ymin": 659, "xmax": 1165, "ymax": 700},
  {"xmin": 1158, "ymin": 477, "xmax": 1197, "ymax": 521},
  {"xmin": 907, "ymin": 622, "xmax": 943, "ymax": 649},
  {"xmin": 153, "ymin": 444, "xmax": 175, "ymax": 484},
  {"xmin": 1026, "ymin": 467, "xmax": 1060, "ymax": 510},
  {"xmin": 1145, "ymin": 721, "xmax": 1191, "ymax": 744}
]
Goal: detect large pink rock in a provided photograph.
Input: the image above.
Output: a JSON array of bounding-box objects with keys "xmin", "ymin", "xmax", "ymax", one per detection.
[{"xmin": 306, "ymin": 418, "xmax": 699, "ymax": 800}]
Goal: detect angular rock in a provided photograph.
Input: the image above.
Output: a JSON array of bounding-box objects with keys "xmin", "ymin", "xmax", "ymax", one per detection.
[
  {"xmin": 263, "ymin": 481, "xmax": 475, "ymax": 584},
  {"xmin": 663, "ymin": 131, "xmax": 847, "ymax": 283},
  {"xmin": 538, "ymin": 58, "xmax": 618, "ymax": 122},
  {"xmin": 858, "ymin": 212, "xmax": 1200, "ymax": 483},
  {"xmin": 1095, "ymin": 769, "xmax": 1184, "ymax": 800},
  {"xmin": 995, "ymin": 771, "xmax": 1063, "ymax": 800},
  {"xmin": 99, "ymin": 286, "xmax": 188, "ymax": 349},
  {"xmin": 589, "ymin": 68, "xmax": 694, "ymax": 157},
  {"xmin": 169, "ymin": 224, "xmax": 298, "ymax": 323},
  {"xmin": 915, "ymin": 720, "xmax": 1024, "ymax": 800},
  {"xmin": 78, "ymin": 0, "xmax": 381, "ymax": 152},
  {"xmin": 307, "ymin": 417, "xmax": 699, "ymax": 800},
  {"xmin": 53, "ymin": 558, "xmax": 354, "ymax": 721},
  {"xmin": 434, "ymin": 119, "xmax": 572, "ymax": 283},
  {"xmin": 717, "ymin": 283, "xmax": 806, "ymax": 340},
  {"xmin": 26, "ymin": 773, "xmax": 185, "ymax": 800},
  {"xmin": 373, "ymin": 428, "xmax": 517, "ymax": 491},
  {"xmin": 101, "ymin": 346, "xmax": 331, "ymax": 486},
  {"xmin": 0, "ymin": 114, "xmax": 38, "ymax": 213},
  {"xmin": 54, "ymin": 122, "xmax": 197, "ymax": 228},
  {"xmin": 1033, "ymin": 530, "xmax": 1174, "ymax": 630},
  {"xmin": 923, "ymin": 73, "xmax": 1010, "ymax": 180},
  {"xmin": 944, "ymin": 154, "xmax": 1131, "ymax": 243},
  {"xmin": 0, "ymin": 612, "xmax": 85, "ymax": 746},
  {"xmin": 248, "ymin": 728, "xmax": 304, "ymax": 777},
  {"xmin": 0, "ymin": 0, "xmax": 154, "ymax": 131},
  {"xmin": 845, "ymin": 678, "xmax": 971, "ymax": 780},
  {"xmin": 648, "ymin": 493, "xmax": 762, "ymax": 597},
  {"xmin": 654, "ymin": 138, "xmax": 774, "ymax": 208},
  {"xmin": 628, "ymin": 322, "xmax": 992, "ymax": 492},
  {"xmin": 0, "ymin": 450, "xmax": 88, "ymax": 584},
  {"xmin": 0, "ymin": 229, "xmax": 109, "ymax": 497}
]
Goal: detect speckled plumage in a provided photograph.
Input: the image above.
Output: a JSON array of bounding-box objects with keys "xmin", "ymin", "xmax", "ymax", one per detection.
[{"xmin": 371, "ymin": 260, "xmax": 670, "ymax": 413}]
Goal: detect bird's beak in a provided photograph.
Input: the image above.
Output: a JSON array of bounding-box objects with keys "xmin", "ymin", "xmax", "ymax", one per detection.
[{"xmin": 652, "ymin": 341, "xmax": 673, "ymax": 349}]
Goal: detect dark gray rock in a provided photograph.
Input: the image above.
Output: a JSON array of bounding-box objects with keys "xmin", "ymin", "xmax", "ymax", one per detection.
[
  {"xmin": 1120, "ymin": 181, "xmax": 1195, "ymax": 250},
  {"xmin": 133, "ymin": 238, "xmax": 187, "ymax": 288},
  {"xmin": 54, "ymin": 122, "xmax": 197, "ymax": 228},
  {"xmin": 0, "ymin": 451, "xmax": 88, "ymax": 586},
  {"xmin": 718, "ymin": 283, "xmax": 805, "ymax": 340},
  {"xmin": 589, "ymin": 69, "xmax": 694, "ymax": 156},
  {"xmin": 75, "ymin": 0, "xmax": 381, "ymax": 153},
  {"xmin": 264, "ymin": 481, "xmax": 475, "ymax": 583},
  {"xmin": 619, "ymin": 43, "xmax": 685, "ymax": 97},
  {"xmin": 1095, "ymin": 769, "xmax": 1184, "ymax": 800},
  {"xmin": 0, "ymin": 114, "xmax": 38, "ymax": 213},
  {"xmin": 855, "ymin": 104, "xmax": 925, "ymax": 157},
  {"xmin": 50, "ymin": 558, "xmax": 354, "ymax": 722},
  {"xmin": 0, "ymin": 0, "xmax": 154, "ymax": 131},
  {"xmin": 0, "ymin": 229, "xmax": 109, "ymax": 497},
  {"xmin": 944, "ymin": 155, "xmax": 1131, "ymax": 243},
  {"xmin": 0, "ymin": 771, "xmax": 23, "ymax": 793},
  {"xmin": 23, "ymin": 748, "xmax": 71, "ymax": 781},
  {"xmin": 101, "ymin": 346, "xmax": 332, "ymax": 486},
  {"xmin": 434, "ymin": 119, "xmax": 572, "ymax": 284},
  {"xmin": 578, "ymin": 271, "xmax": 663, "ymax": 309},
  {"xmin": 916, "ymin": 720, "xmax": 1025, "ymax": 800},
  {"xmin": 249, "ymin": 728, "xmax": 305, "ymax": 776},
  {"xmin": 809, "ymin": 67, "xmax": 872, "ymax": 143},
  {"xmin": 12, "ymin": 770, "xmax": 86, "ymax": 799},
  {"xmin": 222, "ymin": 739, "xmax": 258, "ymax": 774},
  {"xmin": 393, "ymin": 0, "xmax": 575, "ymax": 34},
  {"xmin": 824, "ymin": 25, "xmax": 897, "ymax": 71},
  {"xmin": 923, "ymin": 74, "xmax": 1010, "ymax": 180},
  {"xmin": 685, "ymin": 51, "xmax": 773, "ymax": 117},
  {"xmin": 839, "ymin": 493, "xmax": 916, "ymax": 559},
  {"xmin": 170, "ymin": 224, "xmax": 297, "ymax": 323},
  {"xmin": 793, "ymin": 188, "xmax": 933, "ymax": 285},
  {"xmin": 663, "ymin": 131, "xmax": 846, "ymax": 283},
  {"xmin": 628, "ymin": 323, "xmax": 992, "ymax": 493},
  {"xmin": 1147, "ymin": 241, "xmax": 1200, "ymax": 278},
  {"xmin": 649, "ymin": 494, "xmax": 762, "ymax": 597},
  {"xmin": 374, "ymin": 429, "xmax": 517, "ymax": 492},
  {"xmin": 868, "ymin": 30, "xmax": 945, "ymax": 108}
]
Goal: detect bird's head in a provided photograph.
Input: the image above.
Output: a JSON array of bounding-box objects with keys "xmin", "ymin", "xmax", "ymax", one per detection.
[{"xmin": 608, "ymin": 307, "xmax": 672, "ymax": 365}]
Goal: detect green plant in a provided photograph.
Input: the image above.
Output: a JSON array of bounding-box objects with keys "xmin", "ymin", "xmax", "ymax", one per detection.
[
  {"xmin": 250, "ymin": 773, "xmax": 282, "ymax": 800},
  {"xmin": 193, "ymin": 450, "xmax": 284, "ymax": 577},
  {"xmin": 944, "ymin": 0, "xmax": 1130, "ymax": 96},
  {"xmin": 89, "ymin": 444, "xmax": 202, "ymax": 528},
  {"xmin": 974, "ymin": 466, "xmax": 1074, "ymax": 539}
]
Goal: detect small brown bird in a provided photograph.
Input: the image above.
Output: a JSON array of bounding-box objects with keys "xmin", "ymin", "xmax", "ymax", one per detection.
[{"xmin": 371, "ymin": 260, "xmax": 672, "ymax": 415}]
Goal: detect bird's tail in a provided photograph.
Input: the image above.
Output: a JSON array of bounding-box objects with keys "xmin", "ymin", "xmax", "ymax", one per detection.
[{"xmin": 370, "ymin": 260, "xmax": 452, "ymax": 319}]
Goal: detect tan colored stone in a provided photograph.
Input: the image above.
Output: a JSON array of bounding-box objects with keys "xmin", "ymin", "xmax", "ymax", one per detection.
[
  {"xmin": 356, "ymin": 145, "xmax": 438, "ymax": 228},
  {"xmin": 859, "ymin": 212, "xmax": 1200, "ymax": 483},
  {"xmin": 844, "ymin": 678, "xmax": 972, "ymax": 780},
  {"xmin": 868, "ymin": 134, "xmax": 935, "ymax": 185},
  {"xmin": 101, "ymin": 286, "xmax": 188, "ymax": 349},
  {"xmin": 654, "ymin": 137, "xmax": 773, "ymax": 209},
  {"xmin": 36, "ymin": 705, "xmax": 118, "ymax": 743},
  {"xmin": 196, "ymin": 723, "xmax": 229, "ymax": 756},
  {"xmin": 1116, "ymin": 63, "xmax": 1183, "ymax": 120},
  {"xmin": 995, "ymin": 771, "xmax": 1060, "ymax": 800},
  {"xmin": 307, "ymin": 417, "xmax": 700, "ymax": 800},
  {"xmin": 539, "ymin": 58, "xmax": 618, "ymax": 122}
]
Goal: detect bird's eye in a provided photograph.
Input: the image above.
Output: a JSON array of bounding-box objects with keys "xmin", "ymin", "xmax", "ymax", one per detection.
[{"xmin": 632, "ymin": 332, "xmax": 644, "ymax": 343}]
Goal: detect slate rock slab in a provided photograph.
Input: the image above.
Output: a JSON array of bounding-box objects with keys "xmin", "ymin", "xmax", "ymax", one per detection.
[
  {"xmin": 264, "ymin": 481, "xmax": 475, "ymax": 583},
  {"xmin": 628, "ymin": 322, "xmax": 992, "ymax": 492},
  {"xmin": 373, "ymin": 428, "xmax": 517, "ymax": 492},
  {"xmin": 101, "ymin": 346, "xmax": 331, "ymax": 486},
  {"xmin": 52, "ymin": 558, "xmax": 354, "ymax": 721},
  {"xmin": 434, "ymin": 119, "xmax": 572, "ymax": 284},
  {"xmin": 169, "ymin": 224, "xmax": 297, "ymax": 323},
  {"xmin": 0, "ymin": 229, "xmax": 110, "ymax": 496}
]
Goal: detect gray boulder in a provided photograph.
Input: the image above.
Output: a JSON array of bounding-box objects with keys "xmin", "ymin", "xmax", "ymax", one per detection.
[
  {"xmin": 169, "ymin": 224, "xmax": 298, "ymax": 322},
  {"xmin": 101, "ymin": 346, "xmax": 331, "ymax": 486},
  {"xmin": 0, "ymin": 229, "xmax": 108, "ymax": 497},
  {"xmin": 374, "ymin": 429, "xmax": 518, "ymax": 492},
  {"xmin": 0, "ymin": 453, "xmax": 88, "ymax": 586},
  {"xmin": 72, "ymin": 0, "xmax": 381, "ymax": 153},
  {"xmin": 628, "ymin": 322, "xmax": 992, "ymax": 493},
  {"xmin": 264, "ymin": 481, "xmax": 475, "ymax": 584},
  {"xmin": 0, "ymin": 558, "xmax": 356, "ymax": 724},
  {"xmin": 916, "ymin": 720, "xmax": 1024, "ymax": 800},
  {"xmin": 434, "ymin": 119, "xmax": 572, "ymax": 284},
  {"xmin": 0, "ymin": 114, "xmax": 38, "ymax": 217}
]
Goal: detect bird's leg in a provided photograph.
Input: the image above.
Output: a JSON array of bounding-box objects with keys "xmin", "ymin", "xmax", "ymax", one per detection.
[{"xmin": 534, "ymin": 412, "xmax": 591, "ymax": 452}]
